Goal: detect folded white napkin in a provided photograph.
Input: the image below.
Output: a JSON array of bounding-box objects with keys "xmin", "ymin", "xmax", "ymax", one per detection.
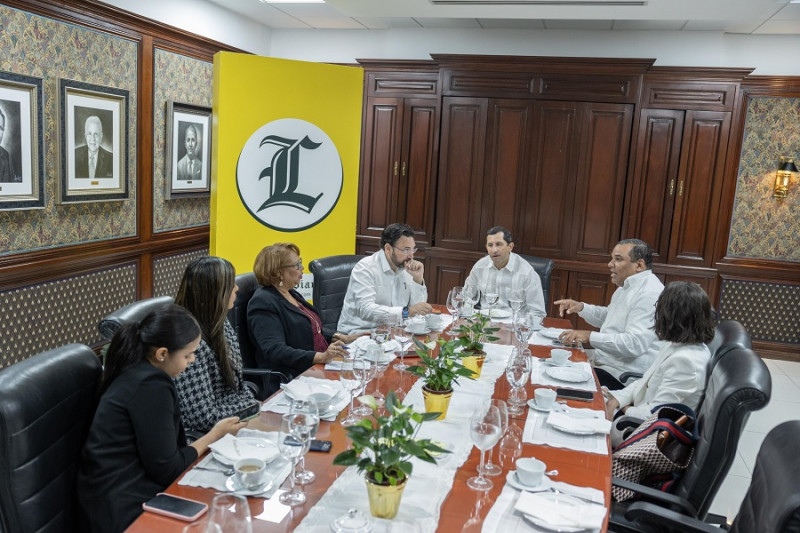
[
  {"xmin": 207, "ymin": 434, "xmax": 279, "ymax": 463},
  {"xmin": 348, "ymin": 336, "xmax": 400, "ymax": 353},
  {"xmin": 281, "ymin": 380, "xmax": 338, "ymax": 400},
  {"xmin": 546, "ymin": 411, "xmax": 612, "ymax": 435},
  {"xmin": 514, "ymin": 491, "xmax": 607, "ymax": 530}
]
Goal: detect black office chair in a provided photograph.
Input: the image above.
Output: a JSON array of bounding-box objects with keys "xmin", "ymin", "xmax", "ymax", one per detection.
[
  {"xmin": 623, "ymin": 420, "xmax": 800, "ymax": 533},
  {"xmin": 609, "ymin": 346, "xmax": 771, "ymax": 532},
  {"xmin": 518, "ymin": 254, "xmax": 554, "ymax": 311},
  {"xmin": 0, "ymin": 344, "xmax": 102, "ymax": 533},
  {"xmin": 97, "ymin": 295, "xmax": 173, "ymax": 340},
  {"xmin": 309, "ymin": 254, "xmax": 365, "ymax": 338},
  {"xmin": 227, "ymin": 272, "xmax": 288, "ymax": 400},
  {"xmin": 710, "ymin": 320, "xmax": 751, "ymax": 368}
]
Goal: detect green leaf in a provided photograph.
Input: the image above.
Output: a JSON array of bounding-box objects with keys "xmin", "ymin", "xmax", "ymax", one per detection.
[{"xmin": 333, "ymin": 449, "xmax": 358, "ymax": 466}]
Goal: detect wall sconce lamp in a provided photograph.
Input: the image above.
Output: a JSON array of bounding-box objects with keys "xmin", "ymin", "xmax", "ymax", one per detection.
[{"xmin": 774, "ymin": 157, "xmax": 798, "ymax": 199}]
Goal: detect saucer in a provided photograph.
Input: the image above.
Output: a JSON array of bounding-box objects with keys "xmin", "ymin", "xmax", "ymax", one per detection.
[
  {"xmin": 545, "ymin": 358, "xmax": 572, "ymax": 367},
  {"xmin": 405, "ymin": 326, "xmax": 431, "ymax": 335},
  {"xmin": 225, "ymin": 474, "xmax": 273, "ymax": 496},
  {"xmin": 527, "ymin": 399, "xmax": 555, "ymax": 412},
  {"xmin": 506, "ymin": 470, "xmax": 549, "ymax": 492}
]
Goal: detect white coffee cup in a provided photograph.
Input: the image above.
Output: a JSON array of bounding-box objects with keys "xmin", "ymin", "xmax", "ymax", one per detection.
[
  {"xmin": 234, "ymin": 458, "xmax": 267, "ymax": 491},
  {"xmin": 534, "ymin": 388, "xmax": 557, "ymax": 410},
  {"xmin": 425, "ymin": 312, "xmax": 442, "ymax": 329},
  {"xmin": 516, "ymin": 457, "xmax": 546, "ymax": 487},
  {"xmin": 550, "ymin": 348, "xmax": 571, "ymax": 365},
  {"xmin": 408, "ymin": 316, "xmax": 426, "ymax": 333}
]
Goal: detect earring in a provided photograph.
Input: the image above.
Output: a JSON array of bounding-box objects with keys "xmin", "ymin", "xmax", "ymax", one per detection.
[
  {"xmin": 159, "ymin": 357, "xmax": 165, "ymax": 362},
  {"xmin": 279, "ymin": 279, "xmax": 284, "ymax": 287}
]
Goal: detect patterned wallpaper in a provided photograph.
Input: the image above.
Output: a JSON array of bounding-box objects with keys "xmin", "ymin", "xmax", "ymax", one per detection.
[
  {"xmin": 0, "ymin": 5, "xmax": 137, "ymax": 255},
  {"xmin": 720, "ymin": 279, "xmax": 799, "ymax": 344},
  {"xmin": 152, "ymin": 48, "xmax": 212, "ymax": 232},
  {"xmin": 728, "ymin": 97, "xmax": 800, "ymax": 261}
]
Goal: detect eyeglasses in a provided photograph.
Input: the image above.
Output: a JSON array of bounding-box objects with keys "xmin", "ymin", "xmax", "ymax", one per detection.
[
  {"xmin": 392, "ymin": 246, "xmax": 417, "ymax": 255},
  {"xmin": 282, "ymin": 259, "xmax": 303, "ymax": 270}
]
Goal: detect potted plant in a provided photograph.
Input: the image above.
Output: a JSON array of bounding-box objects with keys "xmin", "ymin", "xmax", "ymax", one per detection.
[
  {"xmin": 333, "ymin": 392, "xmax": 447, "ymax": 518},
  {"xmin": 453, "ymin": 314, "xmax": 500, "ymax": 378},
  {"xmin": 407, "ymin": 338, "xmax": 475, "ymax": 420}
]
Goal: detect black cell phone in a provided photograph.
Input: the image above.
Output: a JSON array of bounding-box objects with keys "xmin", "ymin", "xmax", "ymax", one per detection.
[
  {"xmin": 555, "ymin": 388, "xmax": 594, "ymax": 402},
  {"xmin": 233, "ymin": 402, "xmax": 260, "ymax": 422},
  {"xmin": 283, "ymin": 436, "xmax": 332, "ymax": 452},
  {"xmin": 142, "ymin": 493, "xmax": 208, "ymax": 521}
]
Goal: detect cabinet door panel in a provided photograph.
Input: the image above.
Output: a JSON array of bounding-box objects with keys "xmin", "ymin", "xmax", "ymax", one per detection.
[
  {"xmin": 435, "ymin": 97, "xmax": 488, "ymax": 250},
  {"xmin": 628, "ymin": 109, "xmax": 684, "ymax": 260},
  {"xmin": 427, "ymin": 255, "xmax": 475, "ymax": 305},
  {"xmin": 572, "ymin": 103, "xmax": 633, "ymax": 262},
  {"xmin": 565, "ymin": 271, "xmax": 615, "ymax": 330},
  {"xmin": 669, "ymin": 111, "xmax": 731, "ymax": 266},
  {"xmin": 359, "ymin": 98, "xmax": 401, "ymax": 236},
  {"xmin": 522, "ymin": 102, "xmax": 579, "ymax": 258},
  {"xmin": 401, "ymin": 99, "xmax": 439, "ymax": 246}
]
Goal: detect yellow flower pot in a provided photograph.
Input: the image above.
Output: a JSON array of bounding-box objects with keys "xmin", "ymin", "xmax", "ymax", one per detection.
[
  {"xmin": 461, "ymin": 352, "xmax": 486, "ymax": 378},
  {"xmin": 422, "ymin": 385, "xmax": 453, "ymax": 420},
  {"xmin": 365, "ymin": 476, "xmax": 407, "ymax": 519}
]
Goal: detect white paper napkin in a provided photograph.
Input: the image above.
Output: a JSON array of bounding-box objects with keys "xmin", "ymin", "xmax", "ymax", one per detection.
[
  {"xmin": 531, "ymin": 360, "xmax": 597, "ymax": 392},
  {"xmin": 514, "ymin": 491, "xmax": 606, "ymax": 530},
  {"xmin": 281, "ymin": 379, "xmax": 339, "ymax": 401},
  {"xmin": 546, "ymin": 411, "xmax": 612, "ymax": 435},
  {"xmin": 262, "ymin": 377, "xmax": 349, "ymax": 421},
  {"xmin": 179, "ymin": 446, "xmax": 290, "ymax": 498},
  {"xmin": 207, "ymin": 433, "xmax": 280, "ymax": 463}
]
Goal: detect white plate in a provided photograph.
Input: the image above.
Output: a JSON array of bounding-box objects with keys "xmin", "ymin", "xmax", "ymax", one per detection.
[
  {"xmin": 545, "ymin": 366, "xmax": 591, "ymax": 383},
  {"xmin": 545, "ymin": 358, "xmax": 572, "ymax": 367},
  {"xmin": 480, "ymin": 308, "xmax": 512, "ymax": 318},
  {"xmin": 506, "ymin": 471, "xmax": 550, "ymax": 492},
  {"xmin": 539, "ymin": 327, "xmax": 567, "ymax": 340},
  {"xmin": 527, "ymin": 399, "xmax": 555, "ymax": 412},
  {"xmin": 547, "ymin": 421, "xmax": 598, "ymax": 436},
  {"xmin": 405, "ymin": 327, "xmax": 431, "ymax": 335},
  {"xmin": 521, "ymin": 492, "xmax": 590, "ymax": 533},
  {"xmin": 211, "ymin": 437, "xmax": 279, "ymax": 465},
  {"xmin": 224, "ymin": 474, "xmax": 273, "ymax": 496}
]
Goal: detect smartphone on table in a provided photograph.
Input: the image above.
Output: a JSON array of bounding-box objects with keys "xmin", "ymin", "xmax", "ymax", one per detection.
[
  {"xmin": 283, "ymin": 435, "xmax": 333, "ymax": 452},
  {"xmin": 233, "ymin": 402, "xmax": 261, "ymax": 422},
  {"xmin": 555, "ymin": 388, "xmax": 594, "ymax": 402},
  {"xmin": 142, "ymin": 493, "xmax": 208, "ymax": 521}
]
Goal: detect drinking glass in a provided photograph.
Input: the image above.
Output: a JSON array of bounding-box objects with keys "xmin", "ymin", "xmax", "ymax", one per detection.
[
  {"xmin": 364, "ymin": 343, "xmax": 386, "ymax": 408},
  {"xmin": 181, "ymin": 521, "xmax": 221, "ymax": 533},
  {"xmin": 445, "ymin": 286, "xmax": 463, "ymax": 334},
  {"xmin": 507, "ymin": 287, "xmax": 525, "ymax": 323},
  {"xmin": 207, "ymin": 493, "xmax": 252, "ymax": 533},
  {"xmin": 289, "ymin": 399, "xmax": 320, "ymax": 485},
  {"xmin": 466, "ymin": 405, "xmax": 502, "ymax": 491},
  {"xmin": 392, "ymin": 320, "xmax": 411, "ymax": 371},
  {"xmin": 483, "ymin": 279, "xmax": 499, "ymax": 324},
  {"xmin": 513, "ymin": 312, "xmax": 533, "ymax": 350},
  {"xmin": 372, "ymin": 321, "xmax": 391, "ymax": 345},
  {"xmin": 278, "ymin": 413, "xmax": 310, "ymax": 506},
  {"xmin": 352, "ymin": 355, "xmax": 377, "ymax": 417},
  {"xmin": 339, "ymin": 358, "xmax": 364, "ymax": 426},
  {"xmin": 505, "ymin": 349, "xmax": 532, "ymax": 415},
  {"xmin": 479, "ymin": 399, "xmax": 508, "ymax": 476},
  {"xmin": 462, "ymin": 284, "xmax": 480, "ymax": 317}
]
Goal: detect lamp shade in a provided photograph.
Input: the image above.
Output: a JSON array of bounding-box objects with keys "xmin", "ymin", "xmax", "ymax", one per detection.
[{"xmin": 774, "ymin": 157, "xmax": 798, "ymax": 199}]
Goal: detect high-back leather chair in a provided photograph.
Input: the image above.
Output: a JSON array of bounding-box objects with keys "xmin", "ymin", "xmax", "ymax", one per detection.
[
  {"xmin": 622, "ymin": 420, "xmax": 800, "ymax": 533},
  {"xmin": 0, "ymin": 344, "xmax": 102, "ymax": 533},
  {"xmin": 710, "ymin": 319, "xmax": 751, "ymax": 369},
  {"xmin": 518, "ymin": 254, "xmax": 554, "ymax": 311},
  {"xmin": 227, "ymin": 272, "xmax": 288, "ymax": 400},
  {"xmin": 610, "ymin": 346, "xmax": 771, "ymax": 531},
  {"xmin": 309, "ymin": 254, "xmax": 365, "ymax": 337},
  {"xmin": 98, "ymin": 296, "xmax": 173, "ymax": 340}
]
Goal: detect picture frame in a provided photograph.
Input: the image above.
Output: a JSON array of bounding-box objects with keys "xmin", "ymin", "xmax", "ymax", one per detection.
[
  {"xmin": 0, "ymin": 71, "xmax": 44, "ymax": 210},
  {"xmin": 165, "ymin": 101, "xmax": 211, "ymax": 199},
  {"xmin": 58, "ymin": 79, "xmax": 129, "ymax": 204}
]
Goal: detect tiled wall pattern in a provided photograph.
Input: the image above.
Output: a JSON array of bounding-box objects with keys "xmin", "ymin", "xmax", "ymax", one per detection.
[
  {"xmin": 719, "ymin": 279, "xmax": 800, "ymax": 345},
  {"xmin": 153, "ymin": 248, "xmax": 209, "ymax": 298},
  {"xmin": 0, "ymin": 264, "xmax": 137, "ymax": 368},
  {"xmin": 0, "ymin": 5, "xmax": 138, "ymax": 255},
  {"xmin": 152, "ymin": 48, "xmax": 213, "ymax": 232}
]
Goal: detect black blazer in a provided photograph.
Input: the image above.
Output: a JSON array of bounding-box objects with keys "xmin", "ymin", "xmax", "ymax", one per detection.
[
  {"xmin": 247, "ymin": 285, "xmax": 329, "ymax": 381},
  {"xmin": 74, "ymin": 145, "xmax": 113, "ymax": 178}
]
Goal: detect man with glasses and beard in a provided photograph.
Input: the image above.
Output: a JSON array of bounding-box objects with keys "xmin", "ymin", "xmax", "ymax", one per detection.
[{"xmin": 338, "ymin": 223, "xmax": 433, "ymax": 334}]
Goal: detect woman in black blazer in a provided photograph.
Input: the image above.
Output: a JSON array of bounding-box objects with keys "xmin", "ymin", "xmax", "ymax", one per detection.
[{"xmin": 247, "ymin": 243, "xmax": 361, "ymax": 380}]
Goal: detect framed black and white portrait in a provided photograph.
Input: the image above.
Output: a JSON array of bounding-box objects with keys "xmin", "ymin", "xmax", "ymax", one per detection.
[
  {"xmin": 0, "ymin": 71, "xmax": 44, "ymax": 210},
  {"xmin": 59, "ymin": 79, "xmax": 128, "ymax": 203},
  {"xmin": 165, "ymin": 101, "xmax": 211, "ymax": 199}
]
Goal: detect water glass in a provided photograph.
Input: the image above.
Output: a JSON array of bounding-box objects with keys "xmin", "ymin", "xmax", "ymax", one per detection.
[
  {"xmin": 289, "ymin": 399, "xmax": 319, "ymax": 485},
  {"xmin": 446, "ymin": 286, "xmax": 463, "ymax": 333},
  {"xmin": 278, "ymin": 414, "xmax": 309, "ymax": 506},
  {"xmin": 392, "ymin": 321, "xmax": 411, "ymax": 371},
  {"xmin": 466, "ymin": 405, "xmax": 502, "ymax": 491},
  {"xmin": 505, "ymin": 349, "xmax": 532, "ymax": 415},
  {"xmin": 339, "ymin": 358, "xmax": 364, "ymax": 426},
  {"xmin": 207, "ymin": 493, "xmax": 252, "ymax": 533},
  {"xmin": 479, "ymin": 399, "xmax": 508, "ymax": 477}
]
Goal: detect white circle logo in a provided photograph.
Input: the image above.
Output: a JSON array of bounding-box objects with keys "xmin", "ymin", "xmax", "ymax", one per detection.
[{"xmin": 236, "ymin": 118, "xmax": 342, "ymax": 232}]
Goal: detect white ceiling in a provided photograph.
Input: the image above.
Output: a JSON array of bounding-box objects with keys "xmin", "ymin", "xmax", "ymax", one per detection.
[{"xmin": 205, "ymin": 0, "xmax": 800, "ymax": 34}]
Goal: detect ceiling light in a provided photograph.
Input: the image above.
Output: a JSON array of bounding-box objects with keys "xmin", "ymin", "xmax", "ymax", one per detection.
[
  {"xmin": 431, "ymin": 0, "xmax": 645, "ymax": 5},
  {"xmin": 259, "ymin": 0, "xmax": 325, "ymax": 4}
]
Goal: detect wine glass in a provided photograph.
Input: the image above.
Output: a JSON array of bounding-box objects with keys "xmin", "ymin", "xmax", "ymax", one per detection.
[
  {"xmin": 207, "ymin": 493, "xmax": 252, "ymax": 533},
  {"xmin": 483, "ymin": 279, "xmax": 500, "ymax": 325},
  {"xmin": 372, "ymin": 321, "xmax": 391, "ymax": 345},
  {"xmin": 289, "ymin": 399, "xmax": 320, "ymax": 485},
  {"xmin": 445, "ymin": 286, "xmax": 463, "ymax": 334},
  {"xmin": 513, "ymin": 312, "xmax": 533, "ymax": 350},
  {"xmin": 364, "ymin": 343, "xmax": 386, "ymax": 408},
  {"xmin": 392, "ymin": 320, "xmax": 411, "ymax": 371},
  {"xmin": 479, "ymin": 399, "xmax": 508, "ymax": 477},
  {"xmin": 278, "ymin": 413, "xmax": 312, "ymax": 506},
  {"xmin": 339, "ymin": 358, "xmax": 364, "ymax": 426},
  {"xmin": 505, "ymin": 349, "xmax": 532, "ymax": 415},
  {"xmin": 466, "ymin": 405, "xmax": 502, "ymax": 491},
  {"xmin": 508, "ymin": 287, "xmax": 525, "ymax": 324},
  {"xmin": 352, "ymin": 354, "xmax": 377, "ymax": 417},
  {"xmin": 462, "ymin": 284, "xmax": 480, "ymax": 317}
]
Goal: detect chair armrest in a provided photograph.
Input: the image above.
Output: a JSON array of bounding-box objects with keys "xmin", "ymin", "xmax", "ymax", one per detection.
[
  {"xmin": 185, "ymin": 429, "xmax": 205, "ymax": 445},
  {"xmin": 242, "ymin": 368, "xmax": 289, "ymax": 382},
  {"xmin": 612, "ymin": 477, "xmax": 698, "ymax": 516},
  {"xmin": 619, "ymin": 371, "xmax": 643, "ymax": 384},
  {"xmin": 625, "ymin": 502, "xmax": 722, "ymax": 532}
]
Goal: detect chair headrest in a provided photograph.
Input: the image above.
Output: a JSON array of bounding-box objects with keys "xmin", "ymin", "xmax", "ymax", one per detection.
[{"xmin": 98, "ymin": 296, "xmax": 174, "ymax": 340}]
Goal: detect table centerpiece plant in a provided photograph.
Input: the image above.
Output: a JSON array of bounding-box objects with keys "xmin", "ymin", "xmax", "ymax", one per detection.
[
  {"xmin": 453, "ymin": 313, "xmax": 500, "ymax": 378},
  {"xmin": 406, "ymin": 337, "xmax": 476, "ymax": 420},
  {"xmin": 332, "ymin": 391, "xmax": 448, "ymax": 518}
]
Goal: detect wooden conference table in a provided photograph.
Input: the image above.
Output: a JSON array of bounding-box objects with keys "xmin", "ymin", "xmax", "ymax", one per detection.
[{"xmin": 127, "ymin": 314, "xmax": 611, "ymax": 532}]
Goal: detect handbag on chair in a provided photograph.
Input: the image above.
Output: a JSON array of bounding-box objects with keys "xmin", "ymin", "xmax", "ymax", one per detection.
[{"xmin": 611, "ymin": 403, "xmax": 697, "ymax": 502}]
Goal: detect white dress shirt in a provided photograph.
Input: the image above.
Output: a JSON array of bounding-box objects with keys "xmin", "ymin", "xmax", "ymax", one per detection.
[
  {"xmin": 464, "ymin": 253, "xmax": 546, "ymax": 318},
  {"xmin": 610, "ymin": 342, "xmax": 710, "ymax": 420},
  {"xmin": 579, "ymin": 269, "xmax": 665, "ymax": 379},
  {"xmin": 337, "ymin": 251, "xmax": 428, "ymax": 334}
]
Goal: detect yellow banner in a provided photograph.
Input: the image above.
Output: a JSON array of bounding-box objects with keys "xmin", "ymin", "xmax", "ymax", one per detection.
[{"xmin": 210, "ymin": 52, "xmax": 363, "ymax": 277}]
